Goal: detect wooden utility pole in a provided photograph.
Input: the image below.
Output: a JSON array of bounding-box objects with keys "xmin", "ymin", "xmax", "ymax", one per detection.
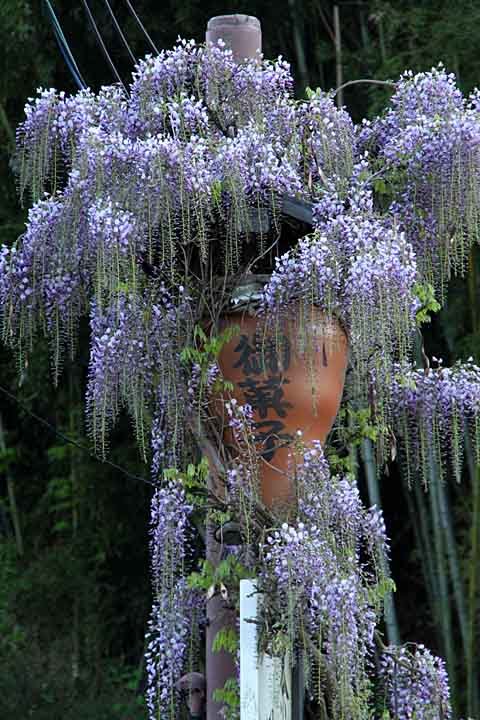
[
  {"xmin": 204, "ymin": 18, "xmax": 263, "ymax": 719},
  {"xmin": 333, "ymin": 5, "xmax": 344, "ymax": 108}
]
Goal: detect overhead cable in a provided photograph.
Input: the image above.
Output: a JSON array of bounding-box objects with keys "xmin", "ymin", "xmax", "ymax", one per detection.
[
  {"xmin": 102, "ymin": 0, "xmax": 137, "ymax": 65},
  {"xmin": 80, "ymin": 0, "xmax": 128, "ymax": 92},
  {"xmin": 44, "ymin": 0, "xmax": 87, "ymax": 90},
  {"xmin": 0, "ymin": 383, "xmax": 155, "ymax": 488},
  {"xmin": 123, "ymin": 0, "xmax": 159, "ymax": 55}
]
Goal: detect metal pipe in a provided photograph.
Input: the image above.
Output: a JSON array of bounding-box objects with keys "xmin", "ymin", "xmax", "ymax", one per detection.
[{"xmin": 206, "ymin": 15, "xmax": 261, "ymax": 62}]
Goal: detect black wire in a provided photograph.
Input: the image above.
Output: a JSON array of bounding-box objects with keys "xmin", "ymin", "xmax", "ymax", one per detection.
[
  {"xmin": 123, "ymin": 0, "xmax": 159, "ymax": 55},
  {"xmin": 79, "ymin": 0, "xmax": 128, "ymax": 92},
  {"xmin": 44, "ymin": 0, "xmax": 87, "ymax": 89},
  {"xmin": 0, "ymin": 383, "xmax": 155, "ymax": 488},
  {"xmin": 102, "ymin": 0, "xmax": 137, "ymax": 65}
]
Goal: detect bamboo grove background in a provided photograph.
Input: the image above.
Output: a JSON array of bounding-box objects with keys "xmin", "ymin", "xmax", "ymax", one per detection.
[{"xmin": 0, "ymin": 1, "xmax": 479, "ymax": 717}]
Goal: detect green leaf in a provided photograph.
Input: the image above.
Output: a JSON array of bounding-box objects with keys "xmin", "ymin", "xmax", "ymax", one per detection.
[
  {"xmin": 414, "ymin": 282, "xmax": 441, "ymax": 326},
  {"xmin": 212, "ymin": 627, "xmax": 238, "ymax": 655}
]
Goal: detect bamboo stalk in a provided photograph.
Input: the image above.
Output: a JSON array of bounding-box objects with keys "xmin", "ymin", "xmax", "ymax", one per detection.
[
  {"xmin": 70, "ymin": 375, "xmax": 80, "ymax": 684},
  {"xmin": 465, "ymin": 430, "xmax": 480, "ymax": 717},
  {"xmin": 405, "ymin": 479, "xmax": 437, "ymax": 605},
  {"xmin": 435, "ymin": 471, "xmax": 468, "ymax": 656},
  {"xmin": 427, "ymin": 451, "xmax": 456, "ymax": 702},
  {"xmin": 359, "ymin": 5, "xmax": 369, "ymax": 51},
  {"xmin": 0, "ymin": 413, "xmax": 24, "ymax": 556},
  {"xmin": 288, "ymin": 0, "xmax": 309, "ymax": 92},
  {"xmin": 377, "ymin": 14, "xmax": 387, "ymax": 65},
  {"xmin": 333, "ymin": 6, "xmax": 343, "ymax": 108},
  {"xmin": 361, "ymin": 438, "xmax": 400, "ymax": 646},
  {"xmin": 0, "ymin": 100, "xmax": 15, "ymax": 148}
]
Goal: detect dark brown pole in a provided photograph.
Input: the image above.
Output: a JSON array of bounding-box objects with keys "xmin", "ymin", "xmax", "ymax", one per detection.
[{"xmin": 204, "ymin": 16, "xmax": 262, "ymax": 718}]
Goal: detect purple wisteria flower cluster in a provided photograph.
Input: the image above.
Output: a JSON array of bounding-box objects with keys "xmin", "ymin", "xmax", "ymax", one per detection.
[
  {"xmin": 3, "ymin": 38, "xmax": 365, "ymax": 397},
  {"xmin": 262, "ymin": 163, "xmax": 420, "ymax": 404},
  {"xmin": 361, "ymin": 66, "xmax": 480, "ymax": 290},
  {"xmin": 380, "ymin": 644, "xmax": 452, "ymax": 719},
  {"xmin": 86, "ymin": 286, "xmax": 190, "ymax": 462},
  {"xmin": 145, "ymin": 479, "xmax": 202, "ymax": 720},
  {"xmin": 389, "ymin": 358, "xmax": 480, "ymax": 485},
  {"xmin": 5, "ymin": 38, "xmax": 480, "ymax": 719},
  {"xmin": 259, "ymin": 441, "xmax": 389, "ymax": 716}
]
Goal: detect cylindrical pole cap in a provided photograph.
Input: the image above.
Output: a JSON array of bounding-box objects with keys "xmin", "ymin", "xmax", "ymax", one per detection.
[{"xmin": 206, "ymin": 14, "xmax": 262, "ymax": 62}]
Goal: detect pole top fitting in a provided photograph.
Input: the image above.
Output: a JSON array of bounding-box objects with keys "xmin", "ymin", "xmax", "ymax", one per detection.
[
  {"xmin": 177, "ymin": 672, "xmax": 206, "ymax": 716},
  {"xmin": 206, "ymin": 14, "xmax": 262, "ymax": 62}
]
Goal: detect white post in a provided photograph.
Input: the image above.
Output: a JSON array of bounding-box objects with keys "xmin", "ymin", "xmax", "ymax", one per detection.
[{"xmin": 240, "ymin": 579, "xmax": 291, "ymax": 720}]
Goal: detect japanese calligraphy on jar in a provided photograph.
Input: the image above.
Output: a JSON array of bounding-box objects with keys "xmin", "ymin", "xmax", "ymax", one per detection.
[{"xmin": 218, "ymin": 309, "xmax": 349, "ymax": 509}]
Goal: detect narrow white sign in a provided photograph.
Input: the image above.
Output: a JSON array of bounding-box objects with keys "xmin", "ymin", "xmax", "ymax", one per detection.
[{"xmin": 240, "ymin": 579, "xmax": 291, "ymax": 720}]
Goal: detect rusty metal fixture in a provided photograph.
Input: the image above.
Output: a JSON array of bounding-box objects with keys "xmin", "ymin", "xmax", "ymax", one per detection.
[
  {"xmin": 206, "ymin": 14, "xmax": 262, "ymax": 62},
  {"xmin": 176, "ymin": 672, "xmax": 206, "ymax": 717},
  {"xmin": 214, "ymin": 520, "xmax": 243, "ymax": 546},
  {"xmin": 218, "ymin": 308, "xmax": 349, "ymax": 510}
]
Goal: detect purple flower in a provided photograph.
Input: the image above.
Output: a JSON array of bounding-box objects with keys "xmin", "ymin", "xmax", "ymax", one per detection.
[
  {"xmin": 380, "ymin": 644, "xmax": 452, "ymax": 719},
  {"xmin": 145, "ymin": 479, "xmax": 204, "ymax": 719},
  {"xmin": 390, "ymin": 359, "xmax": 480, "ymax": 484},
  {"xmin": 259, "ymin": 442, "xmax": 390, "ymax": 715}
]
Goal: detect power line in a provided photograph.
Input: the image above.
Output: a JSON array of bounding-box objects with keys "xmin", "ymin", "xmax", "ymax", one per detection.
[
  {"xmin": 44, "ymin": 0, "xmax": 87, "ymax": 90},
  {"xmin": 123, "ymin": 0, "xmax": 159, "ymax": 55},
  {"xmin": 0, "ymin": 383, "xmax": 155, "ymax": 488},
  {"xmin": 79, "ymin": 0, "xmax": 128, "ymax": 92},
  {"xmin": 102, "ymin": 0, "xmax": 137, "ymax": 65}
]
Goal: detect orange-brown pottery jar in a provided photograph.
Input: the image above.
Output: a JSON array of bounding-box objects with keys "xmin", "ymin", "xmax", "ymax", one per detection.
[{"xmin": 218, "ymin": 307, "xmax": 349, "ymax": 509}]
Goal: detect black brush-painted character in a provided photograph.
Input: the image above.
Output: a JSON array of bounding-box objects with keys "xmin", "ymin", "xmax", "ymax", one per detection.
[
  {"xmin": 254, "ymin": 420, "xmax": 293, "ymax": 463},
  {"xmin": 233, "ymin": 333, "xmax": 294, "ymax": 460},
  {"xmin": 233, "ymin": 334, "xmax": 291, "ymax": 375},
  {"xmin": 238, "ymin": 376, "xmax": 292, "ymax": 419}
]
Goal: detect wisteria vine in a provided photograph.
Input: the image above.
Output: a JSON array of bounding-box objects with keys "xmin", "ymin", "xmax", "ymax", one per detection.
[{"xmin": 2, "ymin": 39, "xmax": 480, "ymax": 719}]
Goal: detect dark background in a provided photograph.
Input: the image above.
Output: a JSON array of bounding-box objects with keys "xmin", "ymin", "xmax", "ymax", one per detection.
[{"xmin": 0, "ymin": 2, "xmax": 479, "ymax": 717}]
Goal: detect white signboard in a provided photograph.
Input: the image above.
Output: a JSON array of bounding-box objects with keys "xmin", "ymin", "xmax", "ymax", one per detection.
[{"xmin": 240, "ymin": 579, "xmax": 291, "ymax": 720}]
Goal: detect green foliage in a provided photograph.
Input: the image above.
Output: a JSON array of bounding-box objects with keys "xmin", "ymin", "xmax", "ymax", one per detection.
[
  {"xmin": 370, "ymin": 577, "xmax": 397, "ymax": 605},
  {"xmin": 181, "ymin": 324, "xmax": 238, "ymax": 365},
  {"xmin": 326, "ymin": 448, "xmax": 355, "ymax": 475},
  {"xmin": 188, "ymin": 555, "xmax": 251, "ymax": 598},
  {"xmin": 213, "ymin": 678, "xmax": 240, "ymax": 720},
  {"xmin": 0, "ymin": 444, "xmax": 15, "ymax": 472},
  {"xmin": 212, "ymin": 627, "xmax": 239, "ymax": 655},
  {"xmin": 181, "ymin": 323, "xmax": 237, "ymax": 391},
  {"xmin": 414, "ymin": 282, "xmax": 442, "ymax": 326},
  {"xmin": 164, "ymin": 457, "xmax": 209, "ymax": 506},
  {"xmin": 338, "ymin": 406, "xmax": 387, "ymax": 445}
]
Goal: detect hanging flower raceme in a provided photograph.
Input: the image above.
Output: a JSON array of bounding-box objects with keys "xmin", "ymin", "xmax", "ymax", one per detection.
[
  {"xmin": 362, "ymin": 66, "xmax": 480, "ymax": 291},
  {"xmin": 259, "ymin": 442, "xmax": 390, "ymax": 718},
  {"xmin": 86, "ymin": 287, "xmax": 191, "ymax": 461},
  {"xmin": 145, "ymin": 479, "xmax": 202, "ymax": 720},
  {"xmin": 16, "ymin": 85, "xmax": 129, "ymax": 204},
  {"xmin": 379, "ymin": 644, "xmax": 452, "ymax": 719},
  {"xmin": 299, "ymin": 88, "xmax": 355, "ymax": 190},
  {"xmin": 261, "ymin": 182, "xmax": 419, "ymax": 411},
  {"xmin": 0, "ymin": 196, "xmax": 85, "ymax": 376},
  {"xmin": 389, "ymin": 358, "xmax": 480, "ymax": 485}
]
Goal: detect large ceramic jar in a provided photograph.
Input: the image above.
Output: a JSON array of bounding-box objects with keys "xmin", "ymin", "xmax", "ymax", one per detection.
[{"xmin": 218, "ymin": 286, "xmax": 349, "ymax": 509}]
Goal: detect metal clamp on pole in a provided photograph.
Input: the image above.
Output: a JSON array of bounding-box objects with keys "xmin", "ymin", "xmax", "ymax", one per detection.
[{"xmin": 177, "ymin": 672, "xmax": 206, "ymax": 718}]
